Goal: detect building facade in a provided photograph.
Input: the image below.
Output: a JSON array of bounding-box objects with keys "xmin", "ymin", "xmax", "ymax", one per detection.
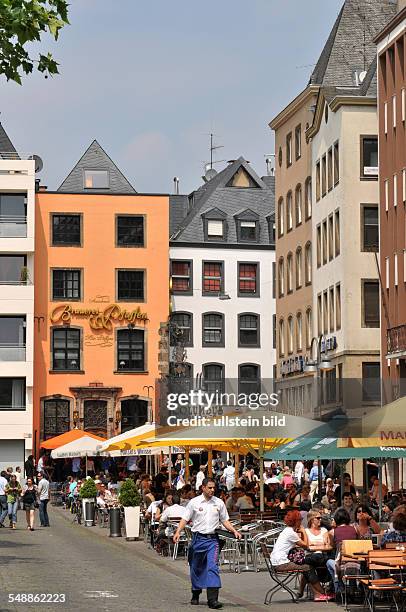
[
  {"xmin": 33, "ymin": 141, "xmax": 169, "ymax": 451},
  {"xmin": 169, "ymin": 158, "xmax": 275, "ymax": 397},
  {"xmin": 376, "ymin": 2, "xmax": 406, "ymax": 401},
  {"xmin": 0, "ymin": 124, "xmax": 36, "ymax": 470}
]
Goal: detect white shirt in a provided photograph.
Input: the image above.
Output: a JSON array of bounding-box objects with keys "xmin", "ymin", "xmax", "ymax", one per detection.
[
  {"xmin": 294, "ymin": 462, "xmax": 304, "ymax": 481},
  {"xmin": 37, "ymin": 456, "xmax": 45, "ymax": 473},
  {"xmin": 0, "ymin": 476, "xmax": 7, "ymax": 496},
  {"xmin": 37, "ymin": 478, "xmax": 50, "ymax": 501},
  {"xmin": 223, "ymin": 466, "xmax": 235, "ymax": 482},
  {"xmin": 160, "ymin": 504, "xmax": 186, "ymax": 522},
  {"xmin": 183, "ymin": 494, "xmax": 229, "ymax": 534},
  {"xmin": 127, "ymin": 457, "xmax": 138, "ymax": 471},
  {"xmin": 305, "ymin": 527, "xmax": 327, "ymax": 549},
  {"xmin": 147, "ymin": 500, "xmax": 162, "ymax": 521},
  {"xmin": 195, "ymin": 471, "xmax": 205, "ymax": 491},
  {"xmin": 270, "ymin": 527, "xmax": 300, "ymax": 566}
]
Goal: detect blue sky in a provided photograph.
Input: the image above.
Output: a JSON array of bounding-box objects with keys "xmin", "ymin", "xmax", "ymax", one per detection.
[{"xmin": 1, "ymin": 0, "xmax": 343, "ymax": 193}]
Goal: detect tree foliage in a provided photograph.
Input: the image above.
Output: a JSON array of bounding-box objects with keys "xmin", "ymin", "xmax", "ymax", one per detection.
[{"xmin": 0, "ymin": 0, "xmax": 69, "ymax": 84}]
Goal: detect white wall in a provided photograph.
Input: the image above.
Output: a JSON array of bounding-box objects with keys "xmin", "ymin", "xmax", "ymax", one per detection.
[{"xmin": 170, "ymin": 245, "xmax": 276, "ymax": 381}]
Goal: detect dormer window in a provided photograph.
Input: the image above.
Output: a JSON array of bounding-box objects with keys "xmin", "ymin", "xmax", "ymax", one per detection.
[
  {"xmin": 207, "ymin": 220, "xmax": 224, "ymax": 240},
  {"xmin": 238, "ymin": 220, "xmax": 258, "ymax": 242},
  {"xmin": 84, "ymin": 169, "xmax": 109, "ymax": 189},
  {"xmin": 202, "ymin": 208, "xmax": 227, "ymax": 242}
]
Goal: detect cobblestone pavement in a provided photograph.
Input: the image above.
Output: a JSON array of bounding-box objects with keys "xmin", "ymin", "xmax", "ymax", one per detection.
[{"xmin": 0, "ymin": 506, "xmax": 327, "ymax": 612}]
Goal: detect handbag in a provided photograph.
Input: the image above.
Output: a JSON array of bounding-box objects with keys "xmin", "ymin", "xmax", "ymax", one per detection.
[{"xmin": 287, "ymin": 547, "xmax": 306, "ymax": 565}]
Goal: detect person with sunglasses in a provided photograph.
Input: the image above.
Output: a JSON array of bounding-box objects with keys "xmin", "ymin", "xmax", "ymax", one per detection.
[{"xmin": 173, "ymin": 478, "xmax": 241, "ymax": 609}]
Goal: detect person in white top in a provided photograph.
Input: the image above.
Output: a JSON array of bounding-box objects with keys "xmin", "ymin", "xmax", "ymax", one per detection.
[
  {"xmin": 160, "ymin": 495, "xmax": 186, "ymax": 522},
  {"xmin": 173, "ymin": 478, "xmax": 241, "ymax": 609},
  {"xmin": 221, "ymin": 461, "xmax": 235, "ymax": 491},
  {"xmin": 37, "ymin": 472, "xmax": 50, "ymax": 527},
  {"xmin": 294, "ymin": 461, "xmax": 305, "ymax": 485},
  {"xmin": 13, "ymin": 467, "xmax": 22, "ymax": 485},
  {"xmin": 195, "ymin": 465, "xmax": 206, "ymax": 492}
]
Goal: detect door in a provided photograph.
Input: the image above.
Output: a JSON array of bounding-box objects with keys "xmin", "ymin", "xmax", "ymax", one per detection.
[{"xmin": 83, "ymin": 400, "xmax": 107, "ymax": 437}]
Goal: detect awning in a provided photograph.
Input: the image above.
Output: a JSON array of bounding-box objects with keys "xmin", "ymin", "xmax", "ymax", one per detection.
[{"xmin": 41, "ymin": 429, "xmax": 105, "ymax": 450}]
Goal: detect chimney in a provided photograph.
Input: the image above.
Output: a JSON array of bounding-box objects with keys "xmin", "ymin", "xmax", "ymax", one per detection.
[{"xmin": 173, "ymin": 177, "xmax": 179, "ymax": 195}]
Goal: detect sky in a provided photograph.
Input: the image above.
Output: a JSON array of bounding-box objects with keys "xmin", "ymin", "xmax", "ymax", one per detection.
[{"xmin": 1, "ymin": 0, "xmax": 344, "ymax": 194}]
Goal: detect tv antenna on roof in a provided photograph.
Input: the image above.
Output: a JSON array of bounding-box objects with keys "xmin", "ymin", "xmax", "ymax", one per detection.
[{"xmin": 207, "ymin": 132, "xmax": 225, "ymax": 170}]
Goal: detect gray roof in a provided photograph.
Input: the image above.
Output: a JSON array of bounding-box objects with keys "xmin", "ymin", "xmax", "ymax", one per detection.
[
  {"xmin": 58, "ymin": 139, "xmax": 136, "ymax": 193},
  {"xmin": 310, "ymin": 0, "xmax": 397, "ymax": 87},
  {"xmin": 170, "ymin": 157, "xmax": 275, "ymax": 247},
  {"xmin": 0, "ymin": 122, "xmax": 18, "ymax": 158}
]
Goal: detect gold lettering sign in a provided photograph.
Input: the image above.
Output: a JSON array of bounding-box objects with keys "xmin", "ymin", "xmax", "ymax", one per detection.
[{"xmin": 50, "ymin": 303, "xmax": 149, "ymax": 331}]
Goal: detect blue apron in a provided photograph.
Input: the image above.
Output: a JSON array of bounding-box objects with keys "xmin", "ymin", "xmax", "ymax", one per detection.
[{"xmin": 189, "ymin": 533, "xmax": 221, "ymax": 589}]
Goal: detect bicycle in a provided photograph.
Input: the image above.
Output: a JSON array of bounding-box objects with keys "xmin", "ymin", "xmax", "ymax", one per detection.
[{"xmin": 70, "ymin": 497, "xmax": 82, "ymax": 525}]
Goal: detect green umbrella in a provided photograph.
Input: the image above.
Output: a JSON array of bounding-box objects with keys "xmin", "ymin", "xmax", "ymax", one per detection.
[{"xmin": 265, "ymin": 437, "xmax": 406, "ymax": 461}]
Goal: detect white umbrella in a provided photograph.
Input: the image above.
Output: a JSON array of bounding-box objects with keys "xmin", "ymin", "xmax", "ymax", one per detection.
[
  {"xmin": 97, "ymin": 422, "xmax": 157, "ymax": 453},
  {"xmin": 50, "ymin": 436, "xmax": 102, "ymax": 459}
]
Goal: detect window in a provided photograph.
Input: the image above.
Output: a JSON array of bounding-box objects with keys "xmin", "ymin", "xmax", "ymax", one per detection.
[
  {"xmin": 385, "ymin": 179, "xmax": 389, "ymax": 211},
  {"xmin": 272, "ymin": 262, "xmax": 276, "ymax": 298},
  {"xmin": 336, "ymin": 283, "xmax": 341, "ymax": 330},
  {"xmin": 202, "ymin": 262, "xmax": 223, "ymax": 295},
  {"xmin": 393, "ymin": 95, "xmax": 397, "ymax": 129},
  {"xmin": 238, "ymin": 220, "xmax": 258, "ymax": 242},
  {"xmin": 323, "ymin": 290, "xmax": 328, "ymax": 334},
  {"xmin": 202, "ymin": 313, "xmax": 224, "ymax": 347},
  {"xmin": 43, "ymin": 399, "xmax": 69, "ymax": 439},
  {"xmin": 305, "ymin": 243, "xmax": 312, "ymax": 285},
  {"xmin": 403, "ymin": 169, "xmax": 406, "ymax": 203},
  {"xmin": 203, "ymin": 364, "xmax": 224, "ymax": 395},
  {"xmin": 335, "ymin": 210, "xmax": 340, "ymax": 257},
  {"xmin": 328, "ymin": 215, "xmax": 334, "ymax": 261},
  {"xmin": 384, "ymin": 101, "xmax": 388, "ymax": 134},
  {"xmin": 239, "ymin": 364, "xmax": 261, "ymax": 396},
  {"xmin": 52, "ymin": 269, "xmax": 81, "ymax": 300},
  {"xmin": 238, "ymin": 263, "xmax": 258, "ymax": 296},
  {"xmin": 272, "ymin": 314, "xmax": 276, "ymax": 349},
  {"xmin": 286, "ymin": 191, "xmax": 293, "ymax": 231},
  {"xmin": 362, "ymin": 280, "xmax": 380, "ymax": 328},
  {"xmin": 362, "ymin": 363, "xmax": 381, "ymax": 402},
  {"xmin": 278, "ymin": 319, "xmax": 285, "ymax": 356},
  {"xmin": 296, "ymin": 312, "xmax": 303, "ymax": 352},
  {"xmin": 362, "ymin": 206, "xmax": 379, "ymax": 251},
  {"xmin": 52, "ymin": 214, "xmax": 81, "ymax": 246},
  {"xmin": 170, "ymin": 260, "xmax": 192, "ymax": 294},
  {"xmin": 116, "ymin": 215, "xmax": 144, "ymax": 247},
  {"xmin": 206, "ymin": 220, "xmax": 224, "ymax": 240},
  {"xmin": 361, "ymin": 136, "xmax": 378, "ymax": 178},
  {"xmin": 295, "ymin": 124, "xmax": 301, "ymax": 160},
  {"xmin": 0, "ymin": 316, "xmax": 26, "ymax": 361},
  {"xmin": 120, "ymin": 398, "xmax": 148, "ymax": 432},
  {"xmin": 316, "ymin": 161, "xmax": 321, "ymax": 202},
  {"xmin": 329, "ymin": 286, "xmax": 335, "ymax": 332},
  {"xmin": 305, "ymin": 177, "xmax": 312, "ymax": 219},
  {"xmin": 0, "ymin": 255, "xmax": 26, "ymax": 284},
  {"xmin": 278, "ymin": 258, "xmax": 284, "ymax": 297},
  {"xmin": 402, "ymin": 88, "xmax": 406, "ymax": 122},
  {"xmin": 238, "ymin": 313, "xmax": 260, "ymax": 347},
  {"xmin": 317, "ymin": 294, "xmax": 322, "ymax": 336},
  {"xmin": 0, "ymin": 378, "xmax": 25, "ymax": 410},
  {"xmin": 286, "ymin": 132, "xmax": 292, "ymax": 167},
  {"xmin": 296, "ymin": 248, "xmax": 302, "ymax": 289},
  {"xmin": 316, "ymin": 225, "xmax": 321, "ymax": 268},
  {"xmin": 52, "ymin": 328, "xmax": 80, "ymax": 371},
  {"xmin": 394, "ymin": 174, "xmax": 398, "ymax": 207},
  {"xmin": 0, "ymin": 193, "xmax": 26, "ymax": 219},
  {"xmin": 322, "ymin": 220, "xmax": 327, "ymax": 265},
  {"xmin": 287, "ymin": 316, "xmax": 294, "ymax": 354},
  {"xmin": 395, "ymin": 253, "xmax": 398, "ymax": 286},
  {"xmin": 287, "ymin": 253, "xmax": 293, "ymax": 293},
  {"xmin": 306, "ymin": 309, "xmax": 312, "ymax": 349},
  {"xmin": 328, "ymin": 147, "xmax": 333, "ymax": 190},
  {"xmin": 277, "ymin": 198, "xmax": 284, "ymax": 237},
  {"xmin": 295, "ymin": 185, "xmax": 302, "ymax": 226},
  {"xmin": 333, "ymin": 141, "xmax": 339, "ymax": 185},
  {"xmin": 170, "ymin": 312, "xmax": 193, "ymax": 347},
  {"xmin": 117, "ymin": 270, "xmax": 145, "ymax": 301},
  {"xmin": 84, "ymin": 169, "xmax": 109, "ymax": 189},
  {"xmin": 386, "ymin": 257, "xmax": 390, "ymax": 290},
  {"xmin": 117, "ymin": 328, "xmax": 146, "ymax": 371},
  {"xmin": 321, "ymin": 155, "xmax": 327, "ymax": 197}
]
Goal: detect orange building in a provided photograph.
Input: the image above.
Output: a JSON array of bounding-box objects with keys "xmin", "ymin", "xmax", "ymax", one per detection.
[{"xmin": 33, "ymin": 141, "xmax": 169, "ymax": 452}]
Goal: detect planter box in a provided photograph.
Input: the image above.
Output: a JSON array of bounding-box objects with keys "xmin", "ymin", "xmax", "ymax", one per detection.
[
  {"xmin": 124, "ymin": 506, "xmax": 140, "ymax": 540},
  {"xmin": 82, "ymin": 498, "xmax": 96, "ymax": 526}
]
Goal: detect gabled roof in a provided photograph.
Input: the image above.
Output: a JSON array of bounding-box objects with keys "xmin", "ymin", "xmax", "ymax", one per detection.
[
  {"xmin": 233, "ymin": 208, "xmax": 260, "ymax": 220},
  {"xmin": 58, "ymin": 139, "xmax": 136, "ymax": 193},
  {"xmin": 309, "ymin": 0, "xmax": 397, "ymax": 87},
  {"xmin": 170, "ymin": 157, "xmax": 275, "ymax": 247},
  {"xmin": 0, "ymin": 122, "xmax": 18, "ymax": 158},
  {"xmin": 201, "ymin": 207, "xmax": 227, "ymax": 219}
]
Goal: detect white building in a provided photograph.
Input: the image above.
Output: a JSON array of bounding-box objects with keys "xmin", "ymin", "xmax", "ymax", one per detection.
[
  {"xmin": 169, "ymin": 157, "xmax": 276, "ymax": 397},
  {"xmin": 0, "ymin": 124, "xmax": 35, "ymax": 471}
]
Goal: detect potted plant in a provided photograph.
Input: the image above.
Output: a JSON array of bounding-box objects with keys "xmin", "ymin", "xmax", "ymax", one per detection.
[
  {"xmin": 79, "ymin": 477, "xmax": 97, "ymax": 526},
  {"xmin": 119, "ymin": 478, "xmax": 141, "ymax": 540},
  {"xmin": 20, "ymin": 266, "xmax": 30, "ymax": 285}
]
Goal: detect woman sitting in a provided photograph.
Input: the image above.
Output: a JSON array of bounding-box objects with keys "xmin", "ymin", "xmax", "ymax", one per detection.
[
  {"xmin": 300, "ymin": 509, "xmax": 333, "ymax": 597},
  {"xmin": 381, "ymin": 511, "xmax": 406, "ymax": 546},
  {"xmin": 285, "ymin": 483, "xmax": 300, "ymax": 507},
  {"xmin": 326, "ymin": 508, "xmax": 358, "ymax": 594},
  {"xmin": 270, "ymin": 510, "xmax": 333, "ymax": 601},
  {"xmin": 352, "ymin": 504, "xmax": 381, "ymax": 539}
]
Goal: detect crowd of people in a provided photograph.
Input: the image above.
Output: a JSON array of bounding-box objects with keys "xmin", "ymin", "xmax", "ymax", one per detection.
[{"xmin": 0, "ymin": 466, "xmax": 50, "ymax": 531}]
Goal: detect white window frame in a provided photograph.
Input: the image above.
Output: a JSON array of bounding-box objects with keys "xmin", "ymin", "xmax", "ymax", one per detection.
[
  {"xmin": 386, "ymin": 257, "xmax": 390, "ymax": 290},
  {"xmin": 385, "ymin": 179, "xmax": 389, "ymax": 212},
  {"xmin": 402, "ymin": 88, "xmax": 406, "ymax": 123},
  {"xmin": 394, "ymin": 174, "xmax": 398, "ymax": 207},
  {"xmin": 393, "ymin": 95, "xmax": 397, "ymax": 129},
  {"xmin": 384, "ymin": 102, "xmax": 388, "ymax": 134},
  {"xmin": 394, "ymin": 253, "xmax": 398, "ymax": 286},
  {"xmin": 403, "ymin": 168, "xmax": 406, "ymax": 204}
]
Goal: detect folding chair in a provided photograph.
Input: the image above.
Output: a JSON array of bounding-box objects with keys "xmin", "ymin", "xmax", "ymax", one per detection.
[
  {"xmin": 260, "ymin": 542, "xmax": 305, "ymax": 605},
  {"xmin": 340, "ymin": 539, "xmax": 373, "ymax": 611},
  {"xmin": 360, "ymin": 551, "xmax": 404, "ymax": 612}
]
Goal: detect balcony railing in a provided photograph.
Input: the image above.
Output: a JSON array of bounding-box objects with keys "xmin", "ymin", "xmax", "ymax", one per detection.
[
  {"xmin": 0, "ymin": 216, "xmax": 27, "ymax": 238},
  {"xmin": 387, "ymin": 324, "xmax": 406, "ymax": 356},
  {"xmin": 0, "ymin": 344, "xmax": 26, "ymax": 361}
]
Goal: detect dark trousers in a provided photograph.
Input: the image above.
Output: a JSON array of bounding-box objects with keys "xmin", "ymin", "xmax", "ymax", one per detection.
[
  {"xmin": 0, "ymin": 495, "xmax": 8, "ymax": 525},
  {"xmin": 39, "ymin": 499, "xmax": 49, "ymax": 526}
]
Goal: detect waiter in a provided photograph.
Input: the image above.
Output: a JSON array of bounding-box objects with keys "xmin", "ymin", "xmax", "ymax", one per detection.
[{"xmin": 173, "ymin": 477, "xmax": 241, "ymax": 609}]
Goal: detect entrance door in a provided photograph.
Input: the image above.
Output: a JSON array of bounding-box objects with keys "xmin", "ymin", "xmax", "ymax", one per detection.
[
  {"xmin": 120, "ymin": 398, "xmax": 148, "ymax": 433},
  {"xmin": 84, "ymin": 400, "xmax": 107, "ymax": 437}
]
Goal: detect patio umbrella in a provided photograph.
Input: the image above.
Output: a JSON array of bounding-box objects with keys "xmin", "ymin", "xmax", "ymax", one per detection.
[
  {"xmin": 41, "ymin": 429, "xmax": 105, "ymax": 450},
  {"xmin": 50, "ymin": 435, "xmax": 107, "ymax": 476},
  {"xmin": 347, "ymin": 395, "xmax": 406, "ymax": 447},
  {"xmin": 97, "ymin": 422, "xmax": 158, "ymax": 453}
]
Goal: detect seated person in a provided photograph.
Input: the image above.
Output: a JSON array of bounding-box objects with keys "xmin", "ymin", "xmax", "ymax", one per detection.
[
  {"xmin": 352, "ymin": 504, "xmax": 381, "ymax": 539},
  {"xmin": 326, "ymin": 508, "xmax": 358, "ymax": 593},
  {"xmin": 226, "ymin": 488, "xmax": 242, "ymax": 513},
  {"xmin": 381, "ymin": 511, "xmax": 406, "ymax": 546},
  {"xmin": 235, "ymin": 488, "xmax": 255, "ymax": 511}
]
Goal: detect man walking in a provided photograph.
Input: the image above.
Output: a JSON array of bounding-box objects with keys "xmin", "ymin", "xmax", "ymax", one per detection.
[
  {"xmin": 173, "ymin": 478, "xmax": 241, "ymax": 609},
  {"xmin": 37, "ymin": 471, "xmax": 50, "ymax": 527},
  {"xmin": 0, "ymin": 471, "xmax": 8, "ymax": 528},
  {"xmin": 309, "ymin": 460, "xmax": 324, "ymax": 502}
]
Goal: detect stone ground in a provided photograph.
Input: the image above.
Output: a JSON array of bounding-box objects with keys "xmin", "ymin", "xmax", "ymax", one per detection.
[{"xmin": 0, "ymin": 506, "xmax": 332, "ymax": 612}]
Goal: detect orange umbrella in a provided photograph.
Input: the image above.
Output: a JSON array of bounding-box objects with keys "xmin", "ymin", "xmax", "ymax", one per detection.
[{"xmin": 40, "ymin": 429, "xmax": 105, "ymax": 450}]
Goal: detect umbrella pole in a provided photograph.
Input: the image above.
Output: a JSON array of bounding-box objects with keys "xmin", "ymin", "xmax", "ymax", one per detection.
[
  {"xmin": 340, "ymin": 460, "xmax": 345, "ymax": 503},
  {"xmin": 208, "ymin": 449, "xmax": 213, "ymax": 477},
  {"xmin": 168, "ymin": 447, "xmax": 172, "ymax": 486},
  {"xmin": 378, "ymin": 461, "xmax": 383, "ymax": 521},
  {"xmin": 234, "ymin": 452, "xmax": 239, "ymax": 485},
  {"xmin": 402, "ymin": 458, "xmax": 404, "ymax": 491},
  {"xmin": 259, "ymin": 445, "xmax": 264, "ymax": 513},
  {"xmin": 86, "ymin": 455, "xmax": 88, "ymax": 477},
  {"xmin": 185, "ymin": 448, "xmax": 190, "ymax": 483}
]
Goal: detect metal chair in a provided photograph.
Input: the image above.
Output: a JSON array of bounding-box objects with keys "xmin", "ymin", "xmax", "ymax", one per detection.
[{"xmin": 260, "ymin": 542, "xmax": 304, "ymax": 605}]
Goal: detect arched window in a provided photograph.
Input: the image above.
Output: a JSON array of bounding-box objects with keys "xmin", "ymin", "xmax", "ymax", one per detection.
[
  {"xmin": 202, "ymin": 312, "xmax": 224, "ymax": 347},
  {"xmin": 278, "ymin": 319, "xmax": 285, "ymax": 357},
  {"xmin": 203, "ymin": 363, "xmax": 224, "ymax": 395},
  {"xmin": 238, "ymin": 313, "xmax": 260, "ymax": 347},
  {"xmin": 43, "ymin": 398, "xmax": 70, "ymax": 440},
  {"xmin": 278, "ymin": 197, "xmax": 284, "ymax": 237},
  {"xmin": 296, "ymin": 312, "xmax": 303, "ymax": 352},
  {"xmin": 306, "ymin": 308, "xmax": 313, "ymax": 349},
  {"xmin": 288, "ymin": 316, "xmax": 294, "ymax": 354},
  {"xmin": 295, "ymin": 185, "xmax": 302, "ymax": 226},
  {"xmin": 286, "ymin": 191, "xmax": 293, "ymax": 231},
  {"xmin": 170, "ymin": 312, "xmax": 193, "ymax": 347},
  {"xmin": 287, "ymin": 252, "xmax": 293, "ymax": 293},
  {"xmin": 305, "ymin": 177, "xmax": 312, "ymax": 219},
  {"xmin": 238, "ymin": 363, "xmax": 261, "ymax": 396},
  {"xmin": 305, "ymin": 242, "xmax": 312, "ymax": 285},
  {"xmin": 278, "ymin": 258, "xmax": 284, "ymax": 297},
  {"xmin": 296, "ymin": 247, "xmax": 302, "ymax": 289}
]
